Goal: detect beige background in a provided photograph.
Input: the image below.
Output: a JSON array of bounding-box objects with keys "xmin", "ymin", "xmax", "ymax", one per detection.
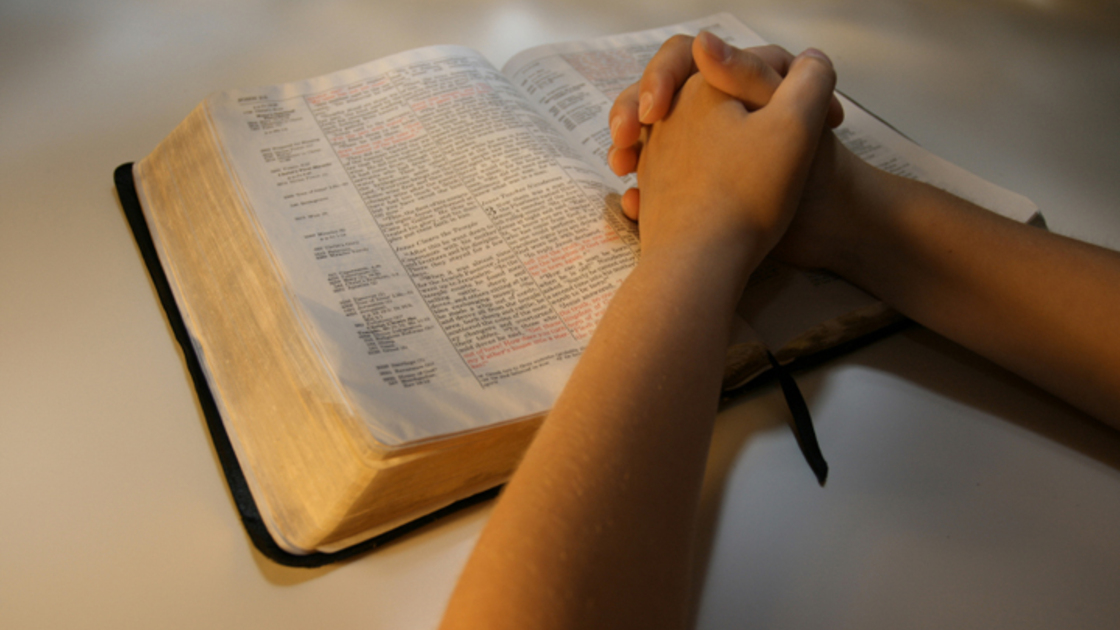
[{"xmin": 3, "ymin": 1, "xmax": 1119, "ymax": 628}]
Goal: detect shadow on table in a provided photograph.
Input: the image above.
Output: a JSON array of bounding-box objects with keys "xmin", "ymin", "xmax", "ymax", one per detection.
[{"xmin": 688, "ymin": 323, "xmax": 1120, "ymax": 614}]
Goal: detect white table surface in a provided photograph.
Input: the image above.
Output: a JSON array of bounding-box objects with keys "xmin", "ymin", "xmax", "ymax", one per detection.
[{"xmin": 3, "ymin": 1, "xmax": 1119, "ymax": 628}]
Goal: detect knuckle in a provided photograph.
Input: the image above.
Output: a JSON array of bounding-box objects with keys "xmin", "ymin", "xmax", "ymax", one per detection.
[
  {"xmin": 754, "ymin": 44, "xmax": 795, "ymax": 73},
  {"xmin": 662, "ymin": 34, "xmax": 693, "ymax": 51},
  {"xmin": 680, "ymin": 73, "xmax": 706, "ymax": 95},
  {"xmin": 766, "ymin": 44, "xmax": 794, "ymax": 58},
  {"xmin": 617, "ymin": 82, "xmax": 639, "ymax": 102},
  {"xmin": 609, "ymin": 87, "xmax": 636, "ymax": 116},
  {"xmin": 792, "ymin": 55, "xmax": 836, "ymax": 87}
]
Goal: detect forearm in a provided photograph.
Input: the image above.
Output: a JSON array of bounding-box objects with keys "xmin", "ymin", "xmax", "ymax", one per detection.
[
  {"xmin": 441, "ymin": 52, "xmax": 838, "ymax": 629},
  {"xmin": 831, "ymin": 164, "xmax": 1120, "ymax": 427},
  {"xmin": 441, "ymin": 243, "xmax": 750, "ymax": 630}
]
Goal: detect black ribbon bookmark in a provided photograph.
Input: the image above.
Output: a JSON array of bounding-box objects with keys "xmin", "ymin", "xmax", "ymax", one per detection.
[{"xmin": 767, "ymin": 351, "xmax": 828, "ymax": 485}]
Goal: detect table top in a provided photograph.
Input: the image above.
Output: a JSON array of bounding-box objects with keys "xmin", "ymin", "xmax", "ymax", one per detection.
[{"xmin": 3, "ymin": 1, "xmax": 1119, "ymax": 628}]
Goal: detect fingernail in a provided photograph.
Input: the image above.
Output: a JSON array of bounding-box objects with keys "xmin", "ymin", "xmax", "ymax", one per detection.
[
  {"xmin": 800, "ymin": 48, "xmax": 831, "ymax": 65},
  {"xmin": 610, "ymin": 115, "xmax": 621, "ymax": 142},
  {"xmin": 698, "ymin": 31, "xmax": 731, "ymax": 63},
  {"xmin": 638, "ymin": 92, "xmax": 653, "ymax": 123}
]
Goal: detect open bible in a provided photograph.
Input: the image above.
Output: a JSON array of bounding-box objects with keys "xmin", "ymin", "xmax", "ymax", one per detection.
[{"xmin": 117, "ymin": 14, "xmax": 1040, "ymax": 565}]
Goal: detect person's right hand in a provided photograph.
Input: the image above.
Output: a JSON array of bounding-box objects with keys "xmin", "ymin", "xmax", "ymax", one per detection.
[
  {"xmin": 609, "ymin": 31, "xmax": 878, "ymax": 273},
  {"xmin": 632, "ymin": 50, "xmax": 838, "ymax": 283}
]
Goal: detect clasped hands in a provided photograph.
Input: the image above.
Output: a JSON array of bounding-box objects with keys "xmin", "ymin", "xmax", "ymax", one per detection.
[{"xmin": 607, "ymin": 31, "xmax": 866, "ymax": 278}]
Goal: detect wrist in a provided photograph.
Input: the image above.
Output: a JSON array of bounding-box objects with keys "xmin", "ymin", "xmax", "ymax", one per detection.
[
  {"xmin": 815, "ymin": 159, "xmax": 905, "ymax": 283},
  {"xmin": 825, "ymin": 161, "xmax": 944, "ymax": 296},
  {"xmin": 638, "ymin": 227, "xmax": 763, "ymax": 311},
  {"xmin": 644, "ymin": 214, "xmax": 767, "ymax": 285}
]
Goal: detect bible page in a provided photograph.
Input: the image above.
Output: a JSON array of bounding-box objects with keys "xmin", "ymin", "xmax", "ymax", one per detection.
[{"xmin": 206, "ymin": 46, "xmax": 638, "ymax": 445}]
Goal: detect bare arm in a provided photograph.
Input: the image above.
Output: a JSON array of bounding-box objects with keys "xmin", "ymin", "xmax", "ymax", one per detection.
[
  {"xmin": 613, "ymin": 32, "xmax": 1120, "ymax": 429},
  {"xmin": 824, "ymin": 160, "xmax": 1120, "ymax": 427},
  {"xmin": 440, "ymin": 52, "xmax": 838, "ymax": 630}
]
